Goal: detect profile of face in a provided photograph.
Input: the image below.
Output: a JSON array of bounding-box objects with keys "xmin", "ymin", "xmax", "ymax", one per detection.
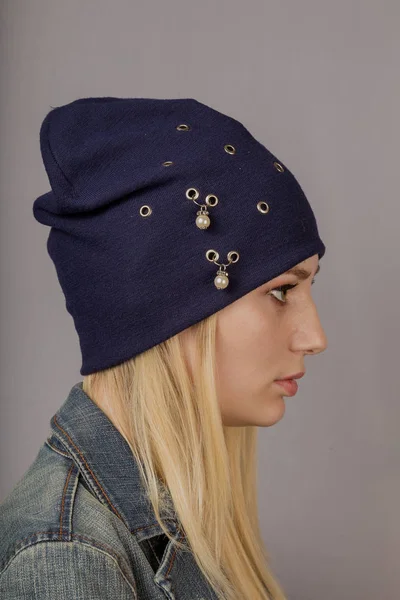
[{"xmin": 181, "ymin": 254, "xmax": 328, "ymax": 427}]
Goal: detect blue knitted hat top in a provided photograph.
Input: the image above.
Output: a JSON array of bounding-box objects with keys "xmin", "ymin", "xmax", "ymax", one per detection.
[{"xmin": 33, "ymin": 96, "xmax": 326, "ymax": 375}]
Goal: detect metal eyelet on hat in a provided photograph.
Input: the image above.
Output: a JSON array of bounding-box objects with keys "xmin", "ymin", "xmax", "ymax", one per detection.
[
  {"xmin": 162, "ymin": 161, "xmax": 174, "ymax": 166},
  {"xmin": 186, "ymin": 188, "xmax": 218, "ymax": 229},
  {"xmin": 224, "ymin": 144, "xmax": 236, "ymax": 154},
  {"xmin": 205, "ymin": 194, "xmax": 218, "ymax": 207},
  {"xmin": 206, "ymin": 249, "xmax": 219, "ymax": 262},
  {"xmin": 176, "ymin": 124, "xmax": 190, "ymax": 131},
  {"xmin": 273, "ymin": 161, "xmax": 284, "ymax": 172},
  {"xmin": 257, "ymin": 201, "xmax": 270, "ymax": 214},
  {"xmin": 186, "ymin": 188, "xmax": 200, "ymax": 201},
  {"xmin": 206, "ymin": 249, "xmax": 240, "ymax": 289},
  {"xmin": 139, "ymin": 205, "xmax": 152, "ymax": 217}
]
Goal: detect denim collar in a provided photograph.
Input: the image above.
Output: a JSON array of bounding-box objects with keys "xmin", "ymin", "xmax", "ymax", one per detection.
[{"xmin": 49, "ymin": 381, "xmax": 179, "ymax": 542}]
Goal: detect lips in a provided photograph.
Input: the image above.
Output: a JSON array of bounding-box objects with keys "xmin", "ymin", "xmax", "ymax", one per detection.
[
  {"xmin": 278, "ymin": 372, "xmax": 305, "ymax": 381},
  {"xmin": 274, "ymin": 379, "xmax": 299, "ymax": 396}
]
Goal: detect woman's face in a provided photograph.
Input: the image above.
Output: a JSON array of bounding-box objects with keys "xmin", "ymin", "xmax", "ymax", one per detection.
[{"xmin": 181, "ymin": 254, "xmax": 327, "ymax": 427}]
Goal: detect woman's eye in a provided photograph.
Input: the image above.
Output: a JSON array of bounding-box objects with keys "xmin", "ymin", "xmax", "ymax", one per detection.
[
  {"xmin": 267, "ymin": 278, "xmax": 315, "ymax": 304},
  {"xmin": 267, "ymin": 284, "xmax": 298, "ymax": 304}
]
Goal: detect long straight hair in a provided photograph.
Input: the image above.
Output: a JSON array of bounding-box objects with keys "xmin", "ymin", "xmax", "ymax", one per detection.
[{"xmin": 83, "ymin": 312, "xmax": 288, "ymax": 600}]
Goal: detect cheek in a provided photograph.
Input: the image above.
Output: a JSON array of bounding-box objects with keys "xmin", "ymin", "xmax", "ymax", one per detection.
[{"xmin": 216, "ymin": 307, "xmax": 279, "ymax": 386}]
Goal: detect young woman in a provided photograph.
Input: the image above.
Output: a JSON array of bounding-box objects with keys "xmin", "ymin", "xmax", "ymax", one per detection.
[{"xmin": 0, "ymin": 96, "xmax": 327, "ymax": 600}]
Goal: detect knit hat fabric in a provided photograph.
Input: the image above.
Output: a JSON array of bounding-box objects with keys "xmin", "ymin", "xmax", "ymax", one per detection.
[{"xmin": 33, "ymin": 96, "xmax": 326, "ymax": 375}]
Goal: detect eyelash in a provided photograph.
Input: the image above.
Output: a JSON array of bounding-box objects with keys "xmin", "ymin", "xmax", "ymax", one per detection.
[{"xmin": 267, "ymin": 278, "xmax": 316, "ymax": 304}]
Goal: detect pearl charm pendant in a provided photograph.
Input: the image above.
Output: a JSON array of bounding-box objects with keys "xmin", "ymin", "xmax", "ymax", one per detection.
[
  {"xmin": 206, "ymin": 249, "xmax": 240, "ymax": 290},
  {"xmin": 186, "ymin": 188, "xmax": 218, "ymax": 230},
  {"xmin": 214, "ymin": 268, "xmax": 229, "ymax": 289},
  {"xmin": 196, "ymin": 209, "xmax": 211, "ymax": 229}
]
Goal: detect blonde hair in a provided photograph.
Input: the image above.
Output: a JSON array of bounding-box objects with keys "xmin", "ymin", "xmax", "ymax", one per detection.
[{"xmin": 82, "ymin": 312, "xmax": 288, "ymax": 600}]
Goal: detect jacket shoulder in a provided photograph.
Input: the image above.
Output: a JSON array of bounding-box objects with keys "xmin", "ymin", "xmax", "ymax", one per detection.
[
  {"xmin": 0, "ymin": 439, "xmax": 138, "ymax": 592},
  {"xmin": 0, "ymin": 539, "xmax": 137, "ymax": 599}
]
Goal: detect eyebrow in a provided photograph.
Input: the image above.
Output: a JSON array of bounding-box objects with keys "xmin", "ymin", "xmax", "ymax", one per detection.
[{"xmin": 284, "ymin": 263, "xmax": 321, "ymax": 280}]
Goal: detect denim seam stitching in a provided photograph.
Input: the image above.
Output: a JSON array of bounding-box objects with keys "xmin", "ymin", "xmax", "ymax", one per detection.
[
  {"xmin": 59, "ymin": 463, "xmax": 75, "ymax": 540},
  {"xmin": 166, "ymin": 527, "xmax": 185, "ymax": 578},
  {"xmin": 45, "ymin": 439, "xmax": 70, "ymax": 458},
  {"xmin": 131, "ymin": 521, "xmax": 176, "ymax": 534},
  {"xmin": 52, "ymin": 415, "xmax": 124, "ymax": 523}
]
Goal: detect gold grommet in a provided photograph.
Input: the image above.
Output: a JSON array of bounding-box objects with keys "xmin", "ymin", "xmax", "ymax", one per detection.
[
  {"xmin": 273, "ymin": 161, "xmax": 284, "ymax": 172},
  {"xmin": 139, "ymin": 205, "xmax": 152, "ymax": 217},
  {"xmin": 227, "ymin": 250, "xmax": 240, "ymax": 263},
  {"xmin": 224, "ymin": 144, "xmax": 236, "ymax": 154},
  {"xmin": 205, "ymin": 194, "xmax": 219, "ymax": 207},
  {"xmin": 257, "ymin": 201, "xmax": 270, "ymax": 214},
  {"xmin": 176, "ymin": 124, "xmax": 190, "ymax": 131},
  {"xmin": 162, "ymin": 161, "xmax": 174, "ymax": 166},
  {"xmin": 206, "ymin": 249, "xmax": 220, "ymax": 262},
  {"xmin": 186, "ymin": 187, "xmax": 200, "ymax": 200}
]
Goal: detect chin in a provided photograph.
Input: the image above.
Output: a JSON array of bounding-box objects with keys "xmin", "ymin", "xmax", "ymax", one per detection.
[
  {"xmin": 254, "ymin": 396, "xmax": 286, "ymax": 427},
  {"xmin": 227, "ymin": 404, "xmax": 286, "ymax": 427},
  {"xmin": 222, "ymin": 394, "xmax": 287, "ymax": 427}
]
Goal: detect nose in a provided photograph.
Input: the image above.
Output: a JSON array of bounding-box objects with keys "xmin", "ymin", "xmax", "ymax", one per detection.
[{"xmin": 295, "ymin": 301, "xmax": 328, "ymax": 356}]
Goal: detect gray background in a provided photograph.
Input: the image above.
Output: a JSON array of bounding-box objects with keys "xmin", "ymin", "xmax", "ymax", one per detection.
[{"xmin": 1, "ymin": 1, "xmax": 399, "ymax": 598}]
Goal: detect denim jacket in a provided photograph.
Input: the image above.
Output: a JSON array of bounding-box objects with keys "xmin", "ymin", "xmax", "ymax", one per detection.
[{"xmin": 0, "ymin": 382, "xmax": 217, "ymax": 599}]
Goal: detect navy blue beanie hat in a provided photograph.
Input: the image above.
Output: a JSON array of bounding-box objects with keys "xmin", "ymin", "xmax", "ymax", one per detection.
[{"xmin": 33, "ymin": 96, "xmax": 326, "ymax": 376}]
